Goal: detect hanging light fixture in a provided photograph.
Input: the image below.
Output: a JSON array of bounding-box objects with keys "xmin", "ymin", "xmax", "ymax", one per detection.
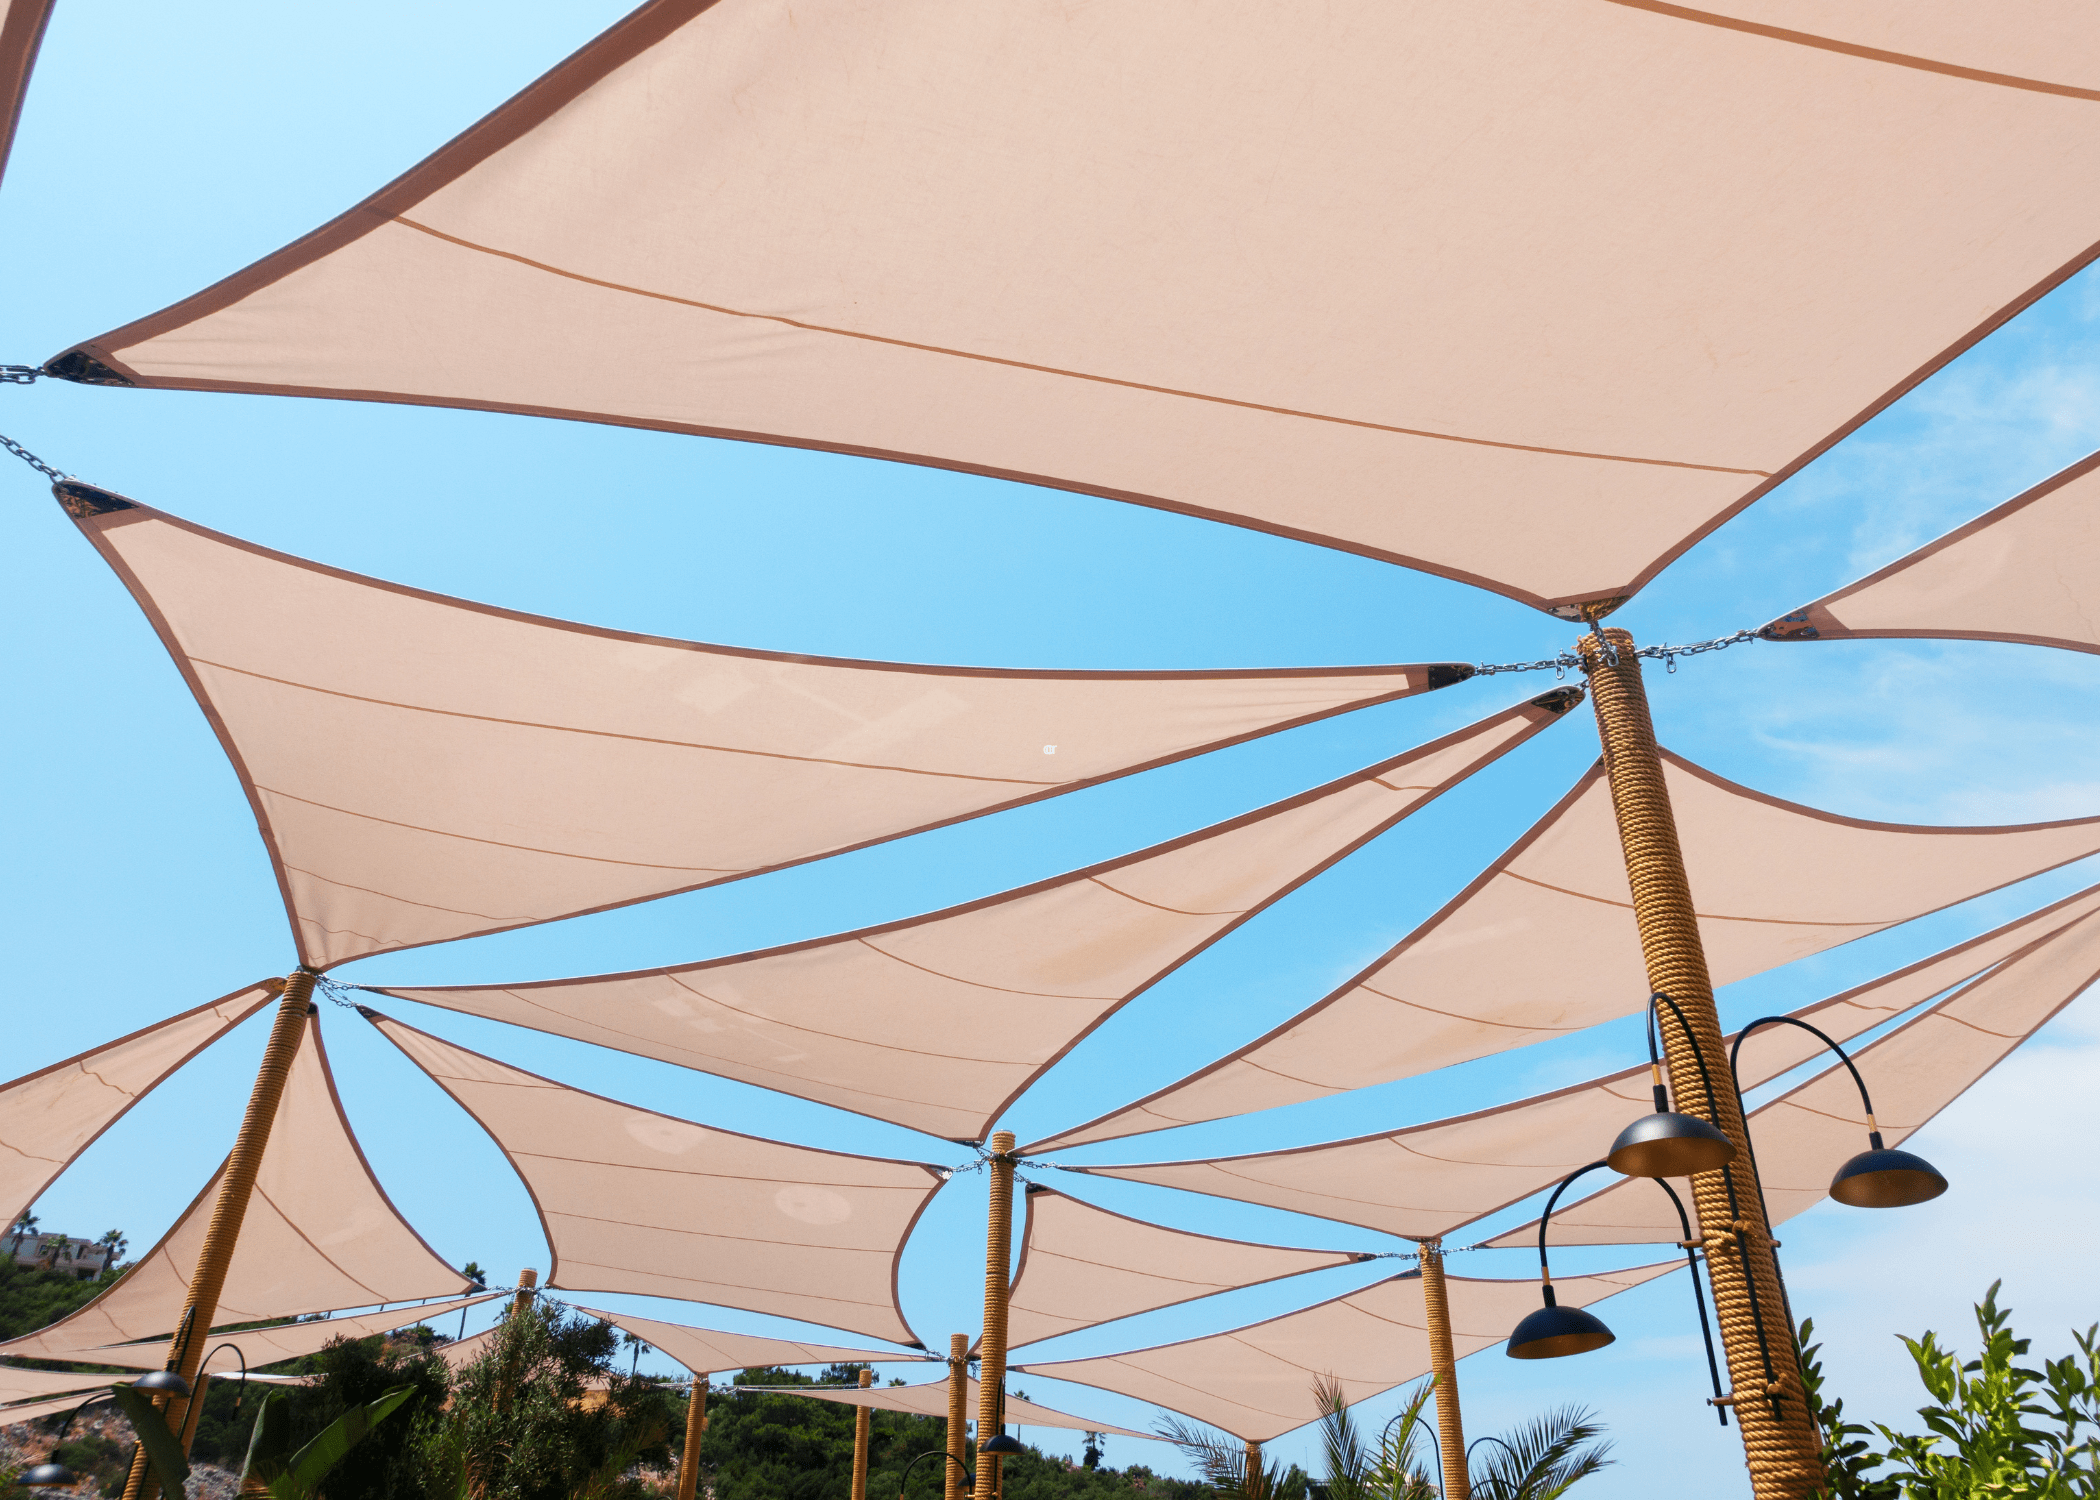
[
  {"xmin": 1606, "ymin": 994, "xmax": 1736, "ymax": 1178},
  {"xmin": 1729, "ymin": 1016, "xmax": 1946, "ymax": 1210},
  {"xmin": 130, "ymin": 1368, "xmax": 193, "ymax": 1399},
  {"xmin": 980, "ymin": 1434, "xmax": 1025, "ymax": 1456},
  {"xmin": 20, "ymin": 1390, "xmax": 120, "ymax": 1488},
  {"xmin": 1506, "ymin": 1159, "xmax": 1616, "ymax": 1360}
]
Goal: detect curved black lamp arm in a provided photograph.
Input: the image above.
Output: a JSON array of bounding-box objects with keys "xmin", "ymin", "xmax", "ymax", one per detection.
[
  {"xmin": 1650, "ymin": 1176, "xmax": 1728, "ymax": 1427},
  {"xmin": 41, "ymin": 1390, "xmax": 119, "ymax": 1445},
  {"xmin": 1533, "ymin": 1161, "xmax": 1612, "ymax": 1300},
  {"xmin": 1729, "ymin": 1015, "xmax": 1880, "ymax": 1143},
  {"xmin": 1465, "ymin": 1434, "xmax": 1523, "ymax": 1500},
  {"xmin": 1651, "ymin": 992, "xmax": 1783, "ymax": 1411},
  {"xmin": 197, "ymin": 1341, "xmax": 250, "ymax": 1409},
  {"xmin": 897, "ymin": 1448, "xmax": 972, "ymax": 1500}
]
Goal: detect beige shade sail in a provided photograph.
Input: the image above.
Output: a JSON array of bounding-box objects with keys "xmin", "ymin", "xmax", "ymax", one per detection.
[
  {"xmin": 0, "ymin": 0, "xmax": 52, "ymax": 187},
  {"xmin": 368, "ymin": 1012, "xmax": 943, "ymax": 1346},
  {"xmin": 1766, "ymin": 448, "xmax": 2100, "ymax": 654},
  {"xmin": 1033, "ymin": 751, "xmax": 2100, "ymax": 1150},
  {"xmin": 573, "ymin": 1306, "xmax": 918, "ymax": 1376},
  {"xmin": 40, "ymin": 1293, "xmax": 500, "ymax": 1372},
  {"xmin": 1077, "ymin": 881, "xmax": 2100, "ymax": 1238},
  {"xmin": 51, "ymin": 4, "xmax": 2100, "ymax": 614},
  {"xmin": 0, "ymin": 1366, "xmax": 125, "ymax": 1404},
  {"xmin": 0, "ymin": 1391, "xmax": 116, "ymax": 1426},
  {"xmin": 1005, "ymin": 1186, "xmax": 1364, "ymax": 1351},
  {"xmin": 376, "ymin": 692, "xmax": 1576, "ymax": 1142},
  {"xmin": 0, "ymin": 980, "xmax": 277, "ymax": 1229},
  {"xmin": 0, "ymin": 1012, "xmax": 469, "ymax": 1362},
  {"xmin": 1016, "ymin": 1263, "xmax": 1672, "ymax": 1442},
  {"xmin": 1488, "ymin": 891, "xmax": 2100, "ymax": 1247},
  {"xmin": 57, "ymin": 484, "xmax": 1460, "ymax": 969},
  {"xmin": 742, "ymin": 1376, "xmax": 1153, "ymax": 1439}
]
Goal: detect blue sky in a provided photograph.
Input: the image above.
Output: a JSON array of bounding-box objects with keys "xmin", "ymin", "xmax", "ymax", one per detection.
[{"xmin": 3, "ymin": 4, "xmax": 2099, "ymax": 1495}]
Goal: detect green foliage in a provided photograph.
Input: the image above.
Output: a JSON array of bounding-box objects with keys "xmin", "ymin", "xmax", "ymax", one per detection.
[
  {"xmin": 0, "ymin": 1253, "xmax": 119, "ymax": 1339},
  {"xmin": 109, "ymin": 1382, "xmax": 189, "ymax": 1499},
  {"xmin": 42, "ymin": 1432, "xmax": 129, "ymax": 1498},
  {"xmin": 412, "ymin": 1299, "xmax": 674, "ymax": 1500},
  {"xmin": 239, "ymin": 1385, "xmax": 416, "ymax": 1498},
  {"xmin": 1804, "ymin": 1284, "xmax": 2100, "ymax": 1499},
  {"xmin": 1309, "ymin": 1372, "xmax": 1436, "ymax": 1500},
  {"xmin": 1466, "ymin": 1407, "xmax": 1613, "ymax": 1500}
]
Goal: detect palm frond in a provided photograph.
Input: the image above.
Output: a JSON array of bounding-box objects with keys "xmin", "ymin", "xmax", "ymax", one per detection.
[
  {"xmin": 1313, "ymin": 1373, "xmax": 1371, "ymax": 1500},
  {"xmin": 1469, "ymin": 1405, "xmax": 1614, "ymax": 1500}
]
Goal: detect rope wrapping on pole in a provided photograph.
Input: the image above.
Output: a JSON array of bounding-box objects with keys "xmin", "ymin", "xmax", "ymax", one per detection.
[{"xmin": 1578, "ymin": 627, "xmax": 1825, "ymax": 1500}]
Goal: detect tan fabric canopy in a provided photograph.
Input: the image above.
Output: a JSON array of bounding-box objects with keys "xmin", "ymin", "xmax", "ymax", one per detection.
[
  {"xmin": 1034, "ymin": 751, "xmax": 2100, "ymax": 1149},
  {"xmin": 1766, "ymin": 448, "xmax": 2100, "ymax": 654},
  {"xmin": 1490, "ymin": 890, "xmax": 2100, "ymax": 1247},
  {"xmin": 0, "ymin": 1012, "xmax": 469, "ymax": 1362},
  {"xmin": 1005, "ymin": 1186, "xmax": 1362, "ymax": 1351},
  {"xmin": 58, "ymin": 485, "xmax": 1457, "ymax": 968},
  {"xmin": 0, "ymin": 0, "xmax": 52, "ymax": 187},
  {"xmin": 0, "ymin": 1365, "xmax": 126, "ymax": 1404},
  {"xmin": 0, "ymin": 980, "xmax": 276, "ymax": 1228},
  {"xmin": 53, "ymin": 4, "xmax": 2100, "ymax": 613},
  {"xmin": 1017, "ymin": 1263, "xmax": 1671, "ymax": 1442},
  {"xmin": 369, "ymin": 1013, "xmax": 942, "ymax": 1345},
  {"xmin": 377, "ymin": 693, "xmax": 1574, "ymax": 1142},
  {"xmin": 743, "ymin": 1375, "xmax": 1152, "ymax": 1439},
  {"xmin": 574, "ymin": 1306, "xmax": 916, "ymax": 1377},
  {"xmin": 1076, "ymin": 880, "xmax": 2100, "ymax": 1238},
  {"xmin": 0, "ymin": 1391, "xmax": 114, "ymax": 1427},
  {"xmin": 37, "ymin": 1293, "xmax": 499, "ymax": 1372}
]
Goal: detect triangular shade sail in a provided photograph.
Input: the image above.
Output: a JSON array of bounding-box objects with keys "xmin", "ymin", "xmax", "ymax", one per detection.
[
  {"xmin": 0, "ymin": 980, "xmax": 276, "ymax": 1228},
  {"xmin": 59, "ymin": 484, "xmax": 1460, "ymax": 968},
  {"xmin": 1005, "ymin": 1186, "xmax": 1362, "ymax": 1351},
  {"xmin": 369, "ymin": 1013, "xmax": 943, "ymax": 1345},
  {"xmin": 0, "ymin": 1013, "xmax": 469, "ymax": 1362},
  {"xmin": 1033, "ymin": 751, "xmax": 2100, "ymax": 1149},
  {"xmin": 53, "ymin": 4, "xmax": 2100, "ymax": 614},
  {"xmin": 0, "ymin": 1391, "xmax": 119, "ymax": 1426},
  {"xmin": 1076, "ymin": 881, "xmax": 2100, "ymax": 1239},
  {"xmin": 0, "ymin": 0, "xmax": 52, "ymax": 188},
  {"xmin": 48, "ymin": 1293, "xmax": 500, "ymax": 1372},
  {"xmin": 0, "ymin": 1365, "xmax": 127, "ymax": 1404},
  {"xmin": 376, "ymin": 693, "xmax": 1575, "ymax": 1142},
  {"xmin": 742, "ymin": 1376, "xmax": 1152, "ymax": 1439},
  {"xmin": 1016, "ymin": 1263, "xmax": 1672, "ymax": 1442},
  {"xmin": 1488, "ymin": 891, "xmax": 2100, "ymax": 1247},
  {"xmin": 1766, "ymin": 448, "xmax": 2100, "ymax": 655},
  {"xmin": 574, "ymin": 1306, "xmax": 916, "ymax": 1377}
]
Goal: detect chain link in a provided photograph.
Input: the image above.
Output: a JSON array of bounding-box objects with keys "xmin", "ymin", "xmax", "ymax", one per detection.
[
  {"xmin": 0, "ymin": 365, "xmax": 41, "ymax": 385},
  {"xmin": 1474, "ymin": 627, "xmax": 1760, "ymax": 679},
  {"xmin": 0, "ymin": 430, "xmax": 64, "ymax": 484}
]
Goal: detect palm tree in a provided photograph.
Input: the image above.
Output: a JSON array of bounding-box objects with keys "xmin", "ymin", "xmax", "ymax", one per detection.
[
  {"xmin": 96, "ymin": 1229, "xmax": 128, "ymax": 1274},
  {"xmin": 7, "ymin": 1211, "xmax": 37, "ymax": 1259},
  {"xmin": 1308, "ymin": 1377, "xmax": 1610, "ymax": 1500},
  {"xmin": 1312, "ymin": 1374, "xmax": 1437, "ymax": 1500},
  {"xmin": 1465, "ymin": 1408, "xmax": 1612, "ymax": 1500},
  {"xmin": 1154, "ymin": 1415, "xmax": 1295, "ymax": 1499}
]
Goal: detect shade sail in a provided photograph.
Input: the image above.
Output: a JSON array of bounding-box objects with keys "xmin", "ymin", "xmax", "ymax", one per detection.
[
  {"xmin": 1005, "ymin": 1186, "xmax": 1362, "ymax": 1351},
  {"xmin": 52, "ymin": 4, "xmax": 2100, "ymax": 614},
  {"xmin": 1490, "ymin": 893, "xmax": 2100, "ymax": 1246},
  {"xmin": 0, "ymin": 1391, "xmax": 113, "ymax": 1426},
  {"xmin": 0, "ymin": 980, "xmax": 276, "ymax": 1229},
  {"xmin": 0, "ymin": 1012, "xmax": 469, "ymax": 1362},
  {"xmin": 377, "ymin": 692, "xmax": 1575, "ymax": 1142},
  {"xmin": 0, "ymin": 0, "xmax": 52, "ymax": 188},
  {"xmin": 574, "ymin": 1306, "xmax": 916, "ymax": 1376},
  {"xmin": 742, "ymin": 1376, "xmax": 1153, "ymax": 1439},
  {"xmin": 1016, "ymin": 1263, "xmax": 1671, "ymax": 1442},
  {"xmin": 0, "ymin": 1366, "xmax": 124, "ymax": 1404},
  {"xmin": 1766, "ymin": 448, "xmax": 2100, "ymax": 655},
  {"xmin": 369, "ymin": 1013, "xmax": 942, "ymax": 1345},
  {"xmin": 42, "ymin": 1293, "xmax": 499, "ymax": 1372},
  {"xmin": 1033, "ymin": 751, "xmax": 2100, "ymax": 1149},
  {"xmin": 1077, "ymin": 881, "xmax": 2100, "ymax": 1238},
  {"xmin": 57, "ymin": 484, "xmax": 1460, "ymax": 968}
]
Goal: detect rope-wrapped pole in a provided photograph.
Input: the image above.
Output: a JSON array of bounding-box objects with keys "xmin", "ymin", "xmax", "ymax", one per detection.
[
  {"xmin": 971, "ymin": 1133, "xmax": 1017, "ymax": 1500},
  {"xmin": 852, "ymin": 1366, "xmax": 875, "ymax": 1500},
  {"xmin": 946, "ymin": 1334, "xmax": 969, "ymax": 1500},
  {"xmin": 1244, "ymin": 1439, "xmax": 1265, "ymax": 1500},
  {"xmin": 1418, "ymin": 1240, "xmax": 1470, "ymax": 1500},
  {"xmin": 1579, "ymin": 627, "xmax": 1824, "ymax": 1499},
  {"xmin": 120, "ymin": 971, "xmax": 312, "ymax": 1500},
  {"xmin": 675, "ymin": 1369, "xmax": 708, "ymax": 1500}
]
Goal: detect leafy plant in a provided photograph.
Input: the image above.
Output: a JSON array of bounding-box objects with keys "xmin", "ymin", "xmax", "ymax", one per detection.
[
  {"xmin": 1309, "ymin": 1373, "xmax": 1436, "ymax": 1500},
  {"xmin": 238, "ymin": 1385, "xmax": 416, "ymax": 1498},
  {"xmin": 1466, "ymin": 1408, "xmax": 1612, "ymax": 1500}
]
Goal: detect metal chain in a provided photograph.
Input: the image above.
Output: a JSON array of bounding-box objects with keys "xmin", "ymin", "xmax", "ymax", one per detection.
[
  {"xmin": 1474, "ymin": 627, "xmax": 1760, "ymax": 679},
  {"xmin": 0, "ymin": 429, "xmax": 65, "ymax": 484},
  {"xmin": 0, "ymin": 365, "xmax": 40, "ymax": 385}
]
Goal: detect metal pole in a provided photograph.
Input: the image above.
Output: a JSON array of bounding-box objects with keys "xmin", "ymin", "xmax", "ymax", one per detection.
[
  {"xmin": 121, "ymin": 972, "xmax": 312, "ymax": 1500},
  {"xmin": 946, "ymin": 1335, "xmax": 968, "ymax": 1500},
  {"xmin": 1417, "ymin": 1240, "xmax": 1471, "ymax": 1500},
  {"xmin": 971, "ymin": 1133, "xmax": 1016, "ymax": 1500},
  {"xmin": 676, "ymin": 1370, "xmax": 708, "ymax": 1500},
  {"xmin": 1579, "ymin": 625, "xmax": 1824, "ymax": 1499},
  {"xmin": 853, "ymin": 1366, "xmax": 875, "ymax": 1500}
]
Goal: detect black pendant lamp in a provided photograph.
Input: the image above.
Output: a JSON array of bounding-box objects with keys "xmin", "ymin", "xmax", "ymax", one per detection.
[
  {"xmin": 980, "ymin": 1433, "xmax": 1024, "ymax": 1456},
  {"xmin": 1606, "ymin": 995, "xmax": 1736, "ymax": 1179},
  {"xmin": 1506, "ymin": 1160, "xmax": 1616, "ymax": 1361},
  {"xmin": 1730, "ymin": 1016, "xmax": 1946, "ymax": 1210},
  {"xmin": 131, "ymin": 1368, "xmax": 193, "ymax": 1399}
]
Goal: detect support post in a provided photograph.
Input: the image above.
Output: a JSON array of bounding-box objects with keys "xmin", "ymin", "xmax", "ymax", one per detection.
[
  {"xmin": 509, "ymin": 1266, "xmax": 539, "ymax": 1319},
  {"xmin": 1579, "ymin": 626, "xmax": 1824, "ymax": 1500},
  {"xmin": 121, "ymin": 971, "xmax": 313, "ymax": 1500},
  {"xmin": 946, "ymin": 1334, "xmax": 969, "ymax": 1500},
  {"xmin": 852, "ymin": 1365, "xmax": 875, "ymax": 1500},
  {"xmin": 971, "ymin": 1133, "xmax": 1017, "ymax": 1500},
  {"xmin": 1417, "ymin": 1240, "xmax": 1470, "ymax": 1500},
  {"xmin": 675, "ymin": 1370, "xmax": 708, "ymax": 1500},
  {"xmin": 1244, "ymin": 1439, "xmax": 1264, "ymax": 1500}
]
